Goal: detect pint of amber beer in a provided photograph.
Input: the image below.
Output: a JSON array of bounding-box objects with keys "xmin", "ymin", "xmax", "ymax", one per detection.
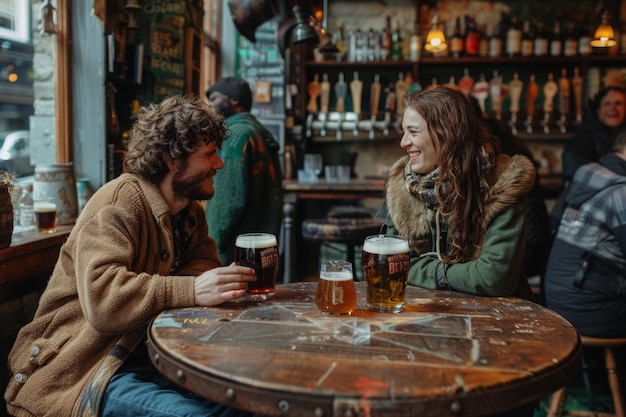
[
  {"xmin": 362, "ymin": 235, "xmax": 410, "ymax": 313},
  {"xmin": 234, "ymin": 233, "xmax": 279, "ymax": 301},
  {"xmin": 315, "ymin": 260, "xmax": 356, "ymax": 315}
]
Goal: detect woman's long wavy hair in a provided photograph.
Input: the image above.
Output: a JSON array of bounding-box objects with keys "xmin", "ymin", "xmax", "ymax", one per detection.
[
  {"xmin": 404, "ymin": 86, "xmax": 497, "ymax": 263},
  {"xmin": 125, "ymin": 95, "xmax": 227, "ymax": 183}
]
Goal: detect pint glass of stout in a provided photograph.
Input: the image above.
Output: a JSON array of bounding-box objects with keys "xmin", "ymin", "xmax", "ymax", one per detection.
[
  {"xmin": 362, "ymin": 235, "xmax": 410, "ymax": 313},
  {"xmin": 315, "ymin": 260, "xmax": 356, "ymax": 315},
  {"xmin": 234, "ymin": 233, "xmax": 279, "ymax": 301},
  {"xmin": 34, "ymin": 197, "xmax": 57, "ymax": 233}
]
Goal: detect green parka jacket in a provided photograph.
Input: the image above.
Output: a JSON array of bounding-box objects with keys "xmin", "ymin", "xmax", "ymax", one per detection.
[{"xmin": 379, "ymin": 154, "xmax": 536, "ymax": 301}]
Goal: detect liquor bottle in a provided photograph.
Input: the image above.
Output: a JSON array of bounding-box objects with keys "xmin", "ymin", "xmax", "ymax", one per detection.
[
  {"xmin": 464, "ymin": 15, "xmax": 479, "ymax": 56},
  {"xmin": 478, "ymin": 25, "xmax": 489, "ymax": 57},
  {"xmin": 391, "ymin": 19, "xmax": 403, "ymax": 61},
  {"xmin": 521, "ymin": 19, "xmax": 534, "ymax": 57},
  {"xmin": 563, "ymin": 21, "xmax": 578, "ymax": 57},
  {"xmin": 334, "ymin": 21, "xmax": 347, "ymax": 61},
  {"xmin": 549, "ymin": 21, "xmax": 563, "ymax": 57},
  {"xmin": 505, "ymin": 15, "xmax": 522, "ymax": 57},
  {"xmin": 381, "ymin": 16, "xmax": 392, "ymax": 61},
  {"xmin": 489, "ymin": 12, "xmax": 506, "ymax": 58},
  {"xmin": 578, "ymin": 17, "xmax": 592, "ymax": 56},
  {"xmin": 450, "ymin": 16, "xmax": 464, "ymax": 57},
  {"xmin": 533, "ymin": 21, "xmax": 549, "ymax": 56}
]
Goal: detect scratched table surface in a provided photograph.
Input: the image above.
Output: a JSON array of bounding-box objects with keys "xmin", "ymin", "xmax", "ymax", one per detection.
[{"xmin": 147, "ymin": 282, "xmax": 581, "ymax": 417}]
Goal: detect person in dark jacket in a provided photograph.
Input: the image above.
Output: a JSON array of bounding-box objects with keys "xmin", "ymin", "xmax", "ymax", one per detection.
[
  {"xmin": 561, "ymin": 86, "xmax": 626, "ymax": 182},
  {"xmin": 545, "ymin": 127, "xmax": 626, "ymax": 338},
  {"xmin": 205, "ymin": 77, "xmax": 283, "ymax": 265},
  {"xmin": 550, "ymin": 86, "xmax": 626, "ymax": 231}
]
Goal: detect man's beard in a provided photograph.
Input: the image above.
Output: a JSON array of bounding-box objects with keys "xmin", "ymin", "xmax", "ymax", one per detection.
[{"xmin": 171, "ymin": 168, "xmax": 215, "ymax": 201}]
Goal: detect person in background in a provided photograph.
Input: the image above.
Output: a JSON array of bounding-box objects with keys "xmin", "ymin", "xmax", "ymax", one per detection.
[
  {"xmin": 377, "ymin": 87, "xmax": 537, "ymax": 417},
  {"xmin": 562, "ymin": 85, "xmax": 626, "ymax": 181},
  {"xmin": 205, "ymin": 77, "xmax": 283, "ymax": 265},
  {"xmin": 544, "ymin": 127, "xmax": 626, "ymax": 339},
  {"xmin": 551, "ymin": 86, "xmax": 626, "ymax": 231},
  {"xmin": 5, "ymin": 96, "xmax": 256, "ymax": 417}
]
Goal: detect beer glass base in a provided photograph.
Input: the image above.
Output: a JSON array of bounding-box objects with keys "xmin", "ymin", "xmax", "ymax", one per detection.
[
  {"xmin": 245, "ymin": 291, "xmax": 275, "ymax": 301},
  {"xmin": 366, "ymin": 302, "xmax": 405, "ymax": 313},
  {"xmin": 319, "ymin": 310, "xmax": 353, "ymax": 316}
]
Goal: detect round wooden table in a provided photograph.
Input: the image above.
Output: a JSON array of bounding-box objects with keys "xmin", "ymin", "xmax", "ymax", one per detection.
[{"xmin": 147, "ymin": 282, "xmax": 581, "ymax": 417}]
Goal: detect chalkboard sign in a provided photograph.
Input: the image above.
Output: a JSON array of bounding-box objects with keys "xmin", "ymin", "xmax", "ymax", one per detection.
[
  {"xmin": 145, "ymin": 1, "xmax": 186, "ymax": 100},
  {"xmin": 236, "ymin": 18, "xmax": 285, "ymax": 120}
]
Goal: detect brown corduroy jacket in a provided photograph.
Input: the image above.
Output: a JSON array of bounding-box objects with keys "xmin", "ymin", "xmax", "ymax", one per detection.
[{"xmin": 5, "ymin": 173, "xmax": 219, "ymax": 417}]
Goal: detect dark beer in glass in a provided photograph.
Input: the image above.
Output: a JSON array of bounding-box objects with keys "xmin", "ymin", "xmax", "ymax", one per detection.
[
  {"xmin": 315, "ymin": 260, "xmax": 356, "ymax": 315},
  {"xmin": 234, "ymin": 233, "xmax": 279, "ymax": 301},
  {"xmin": 362, "ymin": 235, "xmax": 410, "ymax": 312},
  {"xmin": 34, "ymin": 198, "xmax": 57, "ymax": 233}
]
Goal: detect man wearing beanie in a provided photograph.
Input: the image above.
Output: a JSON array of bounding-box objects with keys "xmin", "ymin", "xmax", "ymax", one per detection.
[{"xmin": 205, "ymin": 76, "xmax": 283, "ymax": 265}]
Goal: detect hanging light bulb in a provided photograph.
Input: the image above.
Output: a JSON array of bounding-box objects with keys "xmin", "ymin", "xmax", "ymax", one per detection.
[
  {"xmin": 424, "ymin": 14, "xmax": 447, "ymax": 55},
  {"xmin": 591, "ymin": 9, "xmax": 617, "ymax": 48},
  {"xmin": 39, "ymin": 0, "xmax": 58, "ymax": 35}
]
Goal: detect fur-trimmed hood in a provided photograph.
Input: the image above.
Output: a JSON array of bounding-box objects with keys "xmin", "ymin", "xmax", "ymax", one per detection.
[{"xmin": 383, "ymin": 153, "xmax": 536, "ymax": 258}]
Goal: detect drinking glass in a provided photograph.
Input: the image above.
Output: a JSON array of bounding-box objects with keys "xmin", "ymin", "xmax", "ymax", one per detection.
[
  {"xmin": 315, "ymin": 260, "xmax": 356, "ymax": 315},
  {"xmin": 304, "ymin": 153, "xmax": 323, "ymax": 178},
  {"xmin": 234, "ymin": 233, "xmax": 279, "ymax": 301},
  {"xmin": 362, "ymin": 235, "xmax": 410, "ymax": 313},
  {"xmin": 33, "ymin": 197, "xmax": 57, "ymax": 233}
]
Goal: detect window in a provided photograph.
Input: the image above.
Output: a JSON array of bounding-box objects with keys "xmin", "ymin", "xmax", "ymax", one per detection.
[{"xmin": 0, "ymin": 0, "xmax": 30, "ymax": 43}]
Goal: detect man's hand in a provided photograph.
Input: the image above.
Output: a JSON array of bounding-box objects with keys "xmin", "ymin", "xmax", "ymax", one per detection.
[{"xmin": 194, "ymin": 263, "xmax": 256, "ymax": 306}]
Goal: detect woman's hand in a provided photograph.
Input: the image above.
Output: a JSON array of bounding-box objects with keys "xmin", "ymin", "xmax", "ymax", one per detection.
[{"xmin": 194, "ymin": 262, "xmax": 256, "ymax": 306}]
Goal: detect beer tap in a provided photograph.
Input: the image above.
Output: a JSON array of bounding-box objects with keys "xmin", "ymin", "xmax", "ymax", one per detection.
[
  {"xmin": 558, "ymin": 68, "xmax": 570, "ymax": 134},
  {"xmin": 572, "ymin": 67, "xmax": 584, "ymax": 126},
  {"xmin": 508, "ymin": 72, "xmax": 523, "ymax": 136},
  {"xmin": 542, "ymin": 73, "xmax": 558, "ymax": 134},
  {"xmin": 525, "ymin": 74, "xmax": 538, "ymax": 134}
]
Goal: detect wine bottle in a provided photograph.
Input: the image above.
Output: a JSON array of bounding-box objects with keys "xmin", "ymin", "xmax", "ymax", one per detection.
[
  {"xmin": 578, "ymin": 16, "xmax": 593, "ymax": 56},
  {"xmin": 450, "ymin": 16, "xmax": 464, "ymax": 57},
  {"xmin": 563, "ymin": 21, "xmax": 578, "ymax": 57},
  {"xmin": 534, "ymin": 21, "xmax": 549, "ymax": 56},
  {"xmin": 505, "ymin": 15, "xmax": 522, "ymax": 57},
  {"xmin": 521, "ymin": 19, "xmax": 534, "ymax": 57},
  {"xmin": 489, "ymin": 12, "xmax": 506, "ymax": 58},
  {"xmin": 464, "ymin": 15, "xmax": 479, "ymax": 56},
  {"xmin": 549, "ymin": 21, "xmax": 563, "ymax": 57}
]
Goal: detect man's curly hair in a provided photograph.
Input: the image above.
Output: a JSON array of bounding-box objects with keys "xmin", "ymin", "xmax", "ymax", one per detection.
[{"xmin": 124, "ymin": 95, "xmax": 227, "ymax": 183}]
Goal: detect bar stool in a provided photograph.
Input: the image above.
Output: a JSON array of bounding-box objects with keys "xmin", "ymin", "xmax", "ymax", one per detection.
[
  {"xmin": 547, "ymin": 335, "xmax": 626, "ymax": 417},
  {"xmin": 302, "ymin": 206, "xmax": 382, "ymax": 278}
]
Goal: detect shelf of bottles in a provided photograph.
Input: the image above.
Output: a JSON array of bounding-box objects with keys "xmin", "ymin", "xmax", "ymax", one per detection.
[{"xmin": 302, "ymin": 10, "xmax": 626, "ymax": 143}]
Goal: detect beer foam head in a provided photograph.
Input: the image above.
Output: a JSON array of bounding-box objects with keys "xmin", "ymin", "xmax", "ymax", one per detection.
[
  {"xmin": 320, "ymin": 270, "xmax": 353, "ymax": 281},
  {"xmin": 235, "ymin": 233, "xmax": 277, "ymax": 249},
  {"xmin": 363, "ymin": 235, "xmax": 409, "ymax": 255},
  {"xmin": 33, "ymin": 201, "xmax": 57, "ymax": 213}
]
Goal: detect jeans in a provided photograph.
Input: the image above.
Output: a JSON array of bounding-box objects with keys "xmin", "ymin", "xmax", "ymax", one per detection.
[{"xmin": 101, "ymin": 360, "xmax": 253, "ymax": 417}]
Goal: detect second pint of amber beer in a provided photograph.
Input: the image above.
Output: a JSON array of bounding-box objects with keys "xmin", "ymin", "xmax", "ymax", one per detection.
[
  {"xmin": 315, "ymin": 260, "xmax": 356, "ymax": 315},
  {"xmin": 234, "ymin": 233, "xmax": 279, "ymax": 301},
  {"xmin": 362, "ymin": 235, "xmax": 410, "ymax": 313}
]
